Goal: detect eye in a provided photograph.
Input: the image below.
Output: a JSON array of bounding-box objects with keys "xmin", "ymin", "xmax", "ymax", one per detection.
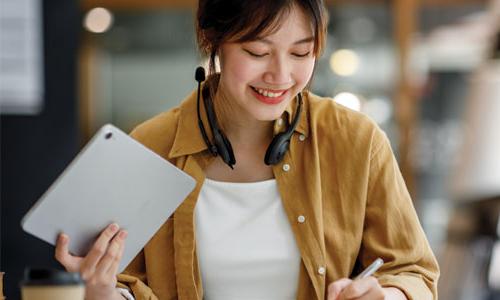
[
  {"xmin": 243, "ymin": 49, "xmax": 268, "ymax": 58},
  {"xmin": 292, "ymin": 51, "xmax": 311, "ymax": 58}
]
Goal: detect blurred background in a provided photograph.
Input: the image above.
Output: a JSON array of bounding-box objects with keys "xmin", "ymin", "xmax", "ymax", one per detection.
[{"xmin": 1, "ymin": 0, "xmax": 500, "ymax": 299}]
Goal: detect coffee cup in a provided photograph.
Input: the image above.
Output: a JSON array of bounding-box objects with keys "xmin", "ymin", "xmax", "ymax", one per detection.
[{"xmin": 21, "ymin": 268, "xmax": 84, "ymax": 300}]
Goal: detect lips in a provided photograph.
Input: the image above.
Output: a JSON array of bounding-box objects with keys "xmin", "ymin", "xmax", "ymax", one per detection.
[{"xmin": 250, "ymin": 86, "xmax": 289, "ymax": 105}]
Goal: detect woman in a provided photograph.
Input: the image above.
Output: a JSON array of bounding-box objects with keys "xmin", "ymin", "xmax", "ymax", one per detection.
[{"xmin": 55, "ymin": 0, "xmax": 439, "ymax": 299}]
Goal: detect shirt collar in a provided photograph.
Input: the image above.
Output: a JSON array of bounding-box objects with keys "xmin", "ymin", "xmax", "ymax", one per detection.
[{"xmin": 169, "ymin": 88, "xmax": 310, "ymax": 159}]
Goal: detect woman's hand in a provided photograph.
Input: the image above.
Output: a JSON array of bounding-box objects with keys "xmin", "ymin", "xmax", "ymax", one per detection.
[
  {"xmin": 55, "ymin": 223, "xmax": 128, "ymax": 300},
  {"xmin": 327, "ymin": 277, "xmax": 407, "ymax": 300}
]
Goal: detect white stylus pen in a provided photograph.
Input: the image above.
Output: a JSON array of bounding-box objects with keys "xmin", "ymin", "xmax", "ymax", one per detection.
[{"xmin": 353, "ymin": 258, "xmax": 384, "ymax": 280}]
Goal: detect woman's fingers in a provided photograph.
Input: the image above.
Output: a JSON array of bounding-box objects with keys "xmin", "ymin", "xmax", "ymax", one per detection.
[
  {"xmin": 54, "ymin": 223, "xmax": 128, "ymax": 299},
  {"xmin": 80, "ymin": 223, "xmax": 120, "ymax": 279},
  {"xmin": 339, "ymin": 277, "xmax": 381, "ymax": 300},
  {"xmin": 327, "ymin": 277, "xmax": 384, "ymax": 300},
  {"xmin": 105, "ymin": 231, "xmax": 127, "ymax": 277},
  {"xmin": 54, "ymin": 233, "xmax": 82, "ymax": 272},
  {"xmin": 94, "ymin": 230, "xmax": 127, "ymax": 277},
  {"xmin": 327, "ymin": 278, "xmax": 352, "ymax": 300},
  {"xmin": 356, "ymin": 286, "xmax": 386, "ymax": 300}
]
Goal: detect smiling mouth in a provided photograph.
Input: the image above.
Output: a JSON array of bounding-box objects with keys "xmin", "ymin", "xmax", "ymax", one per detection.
[{"xmin": 250, "ymin": 86, "xmax": 288, "ymax": 98}]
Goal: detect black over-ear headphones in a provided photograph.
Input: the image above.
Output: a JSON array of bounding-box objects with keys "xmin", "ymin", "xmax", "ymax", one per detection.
[{"xmin": 195, "ymin": 66, "xmax": 302, "ymax": 169}]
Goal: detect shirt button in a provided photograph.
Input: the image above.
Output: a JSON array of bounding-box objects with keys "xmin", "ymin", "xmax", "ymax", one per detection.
[
  {"xmin": 318, "ymin": 266, "xmax": 326, "ymax": 275},
  {"xmin": 282, "ymin": 164, "xmax": 290, "ymax": 172},
  {"xmin": 297, "ymin": 215, "xmax": 305, "ymax": 223},
  {"xmin": 299, "ymin": 134, "xmax": 306, "ymax": 141}
]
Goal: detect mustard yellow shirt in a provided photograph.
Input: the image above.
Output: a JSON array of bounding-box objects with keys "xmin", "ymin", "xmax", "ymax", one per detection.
[{"xmin": 117, "ymin": 90, "xmax": 439, "ymax": 300}]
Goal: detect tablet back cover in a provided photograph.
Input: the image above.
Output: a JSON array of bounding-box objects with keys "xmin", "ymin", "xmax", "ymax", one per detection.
[{"xmin": 21, "ymin": 124, "xmax": 196, "ymax": 272}]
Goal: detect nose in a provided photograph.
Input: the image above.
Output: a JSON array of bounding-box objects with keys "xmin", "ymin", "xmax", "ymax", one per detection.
[{"xmin": 263, "ymin": 54, "xmax": 291, "ymax": 86}]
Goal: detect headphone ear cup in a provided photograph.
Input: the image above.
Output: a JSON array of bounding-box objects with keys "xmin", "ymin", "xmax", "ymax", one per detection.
[
  {"xmin": 264, "ymin": 132, "xmax": 291, "ymax": 165},
  {"xmin": 264, "ymin": 92, "xmax": 302, "ymax": 165},
  {"xmin": 213, "ymin": 129, "xmax": 236, "ymax": 168}
]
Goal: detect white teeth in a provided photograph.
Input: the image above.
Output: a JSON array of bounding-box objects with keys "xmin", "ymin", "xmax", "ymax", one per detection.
[{"xmin": 255, "ymin": 88, "xmax": 284, "ymax": 98}]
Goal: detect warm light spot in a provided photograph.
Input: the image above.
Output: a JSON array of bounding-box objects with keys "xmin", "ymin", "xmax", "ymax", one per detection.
[
  {"xmin": 329, "ymin": 49, "xmax": 360, "ymax": 77},
  {"xmin": 333, "ymin": 92, "xmax": 361, "ymax": 111},
  {"xmin": 84, "ymin": 7, "xmax": 113, "ymax": 33}
]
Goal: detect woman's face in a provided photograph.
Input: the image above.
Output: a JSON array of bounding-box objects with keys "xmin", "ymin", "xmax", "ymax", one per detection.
[{"xmin": 218, "ymin": 5, "xmax": 316, "ymax": 122}]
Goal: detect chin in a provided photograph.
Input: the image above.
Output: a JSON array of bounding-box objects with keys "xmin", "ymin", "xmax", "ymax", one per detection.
[{"xmin": 251, "ymin": 105, "xmax": 289, "ymax": 122}]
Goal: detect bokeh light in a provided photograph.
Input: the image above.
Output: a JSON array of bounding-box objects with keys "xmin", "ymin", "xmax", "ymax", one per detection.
[
  {"xmin": 84, "ymin": 7, "xmax": 113, "ymax": 33},
  {"xmin": 329, "ymin": 49, "xmax": 360, "ymax": 77},
  {"xmin": 333, "ymin": 92, "xmax": 361, "ymax": 111}
]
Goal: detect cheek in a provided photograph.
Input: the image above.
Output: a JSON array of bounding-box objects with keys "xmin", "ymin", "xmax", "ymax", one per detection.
[
  {"xmin": 294, "ymin": 59, "xmax": 315, "ymax": 88},
  {"xmin": 222, "ymin": 56, "xmax": 259, "ymax": 87}
]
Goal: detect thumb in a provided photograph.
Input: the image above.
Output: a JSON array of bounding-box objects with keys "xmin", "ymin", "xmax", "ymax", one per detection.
[
  {"xmin": 327, "ymin": 278, "xmax": 353, "ymax": 300},
  {"xmin": 55, "ymin": 234, "xmax": 83, "ymax": 272}
]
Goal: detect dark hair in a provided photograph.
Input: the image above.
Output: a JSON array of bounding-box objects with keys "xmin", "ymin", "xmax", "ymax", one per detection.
[
  {"xmin": 492, "ymin": 30, "xmax": 500, "ymax": 59},
  {"xmin": 196, "ymin": 0, "xmax": 328, "ymax": 76}
]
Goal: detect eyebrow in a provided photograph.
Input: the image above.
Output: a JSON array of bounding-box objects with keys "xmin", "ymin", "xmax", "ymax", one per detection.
[{"xmin": 255, "ymin": 36, "xmax": 315, "ymax": 45}]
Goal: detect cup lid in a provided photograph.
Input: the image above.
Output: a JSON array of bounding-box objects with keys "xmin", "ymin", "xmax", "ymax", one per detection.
[{"xmin": 21, "ymin": 268, "xmax": 84, "ymax": 286}]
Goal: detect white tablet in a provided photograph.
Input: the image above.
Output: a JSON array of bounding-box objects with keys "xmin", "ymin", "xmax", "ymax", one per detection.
[{"xmin": 21, "ymin": 124, "xmax": 196, "ymax": 272}]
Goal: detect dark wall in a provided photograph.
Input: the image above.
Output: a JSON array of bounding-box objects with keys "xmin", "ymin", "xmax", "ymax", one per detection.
[{"xmin": 1, "ymin": 1, "xmax": 80, "ymax": 298}]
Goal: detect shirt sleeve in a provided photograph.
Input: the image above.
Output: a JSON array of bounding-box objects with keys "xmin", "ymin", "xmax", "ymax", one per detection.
[
  {"xmin": 116, "ymin": 249, "xmax": 159, "ymax": 300},
  {"xmin": 117, "ymin": 288, "xmax": 135, "ymax": 300},
  {"xmin": 361, "ymin": 128, "xmax": 440, "ymax": 300}
]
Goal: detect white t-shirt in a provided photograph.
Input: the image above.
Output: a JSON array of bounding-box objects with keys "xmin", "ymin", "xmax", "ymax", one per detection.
[{"xmin": 195, "ymin": 178, "xmax": 301, "ymax": 300}]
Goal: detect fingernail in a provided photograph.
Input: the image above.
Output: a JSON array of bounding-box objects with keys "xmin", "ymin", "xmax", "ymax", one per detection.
[
  {"xmin": 109, "ymin": 223, "xmax": 119, "ymax": 231},
  {"xmin": 119, "ymin": 230, "xmax": 128, "ymax": 239}
]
